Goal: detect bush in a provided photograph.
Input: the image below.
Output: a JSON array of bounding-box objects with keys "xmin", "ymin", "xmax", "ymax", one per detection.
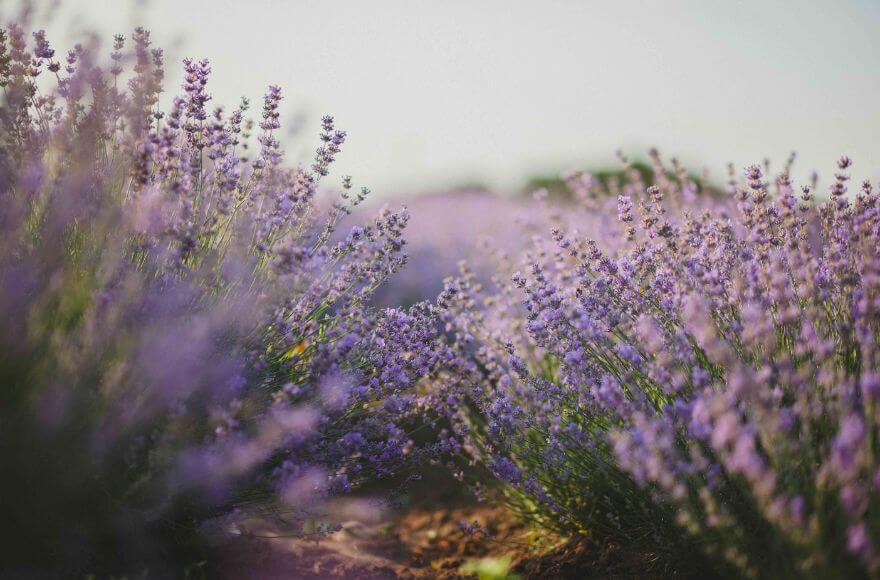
[
  {"xmin": 438, "ymin": 151, "xmax": 880, "ymax": 578},
  {"xmin": 0, "ymin": 22, "xmax": 422, "ymax": 575}
]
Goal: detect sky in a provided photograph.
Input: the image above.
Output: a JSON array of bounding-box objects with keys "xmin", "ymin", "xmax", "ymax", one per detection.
[{"xmin": 17, "ymin": 0, "xmax": 880, "ymax": 196}]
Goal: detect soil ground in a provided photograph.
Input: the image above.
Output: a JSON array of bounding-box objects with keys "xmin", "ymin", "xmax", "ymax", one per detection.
[{"xmin": 216, "ymin": 472, "xmax": 658, "ymax": 579}]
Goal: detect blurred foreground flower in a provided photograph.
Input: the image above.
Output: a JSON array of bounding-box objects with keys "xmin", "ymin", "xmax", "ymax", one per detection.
[{"xmin": 0, "ymin": 19, "xmax": 424, "ymax": 575}]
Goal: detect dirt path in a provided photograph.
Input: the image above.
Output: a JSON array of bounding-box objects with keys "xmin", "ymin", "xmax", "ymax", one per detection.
[
  {"xmin": 218, "ymin": 524, "xmax": 405, "ymax": 579},
  {"xmin": 214, "ymin": 471, "xmax": 640, "ymax": 579},
  {"xmin": 217, "ymin": 503, "xmax": 535, "ymax": 579}
]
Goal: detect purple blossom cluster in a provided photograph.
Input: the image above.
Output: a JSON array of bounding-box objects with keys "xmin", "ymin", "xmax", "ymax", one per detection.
[
  {"xmin": 0, "ymin": 22, "xmax": 429, "ymax": 575},
  {"xmin": 433, "ymin": 152, "xmax": 880, "ymax": 577}
]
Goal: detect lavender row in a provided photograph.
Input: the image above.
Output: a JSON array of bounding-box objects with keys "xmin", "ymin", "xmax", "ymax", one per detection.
[
  {"xmin": 424, "ymin": 150, "xmax": 880, "ymax": 577},
  {"xmin": 0, "ymin": 23, "xmax": 437, "ymax": 575}
]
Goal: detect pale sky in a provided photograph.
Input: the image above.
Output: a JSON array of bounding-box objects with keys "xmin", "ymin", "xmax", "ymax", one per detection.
[{"xmin": 20, "ymin": 0, "xmax": 880, "ymax": 195}]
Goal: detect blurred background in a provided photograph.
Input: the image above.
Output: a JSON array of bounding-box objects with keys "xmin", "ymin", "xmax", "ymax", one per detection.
[{"xmin": 28, "ymin": 0, "xmax": 880, "ymax": 196}]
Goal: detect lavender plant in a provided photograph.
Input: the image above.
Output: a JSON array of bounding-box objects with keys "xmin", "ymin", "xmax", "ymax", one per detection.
[
  {"xmin": 0, "ymin": 23, "xmax": 422, "ymax": 575},
  {"xmin": 437, "ymin": 151, "xmax": 880, "ymax": 578}
]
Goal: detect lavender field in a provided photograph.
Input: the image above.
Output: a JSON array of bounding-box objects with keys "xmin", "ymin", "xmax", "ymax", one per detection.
[{"xmin": 2, "ymin": 2, "xmax": 880, "ymax": 578}]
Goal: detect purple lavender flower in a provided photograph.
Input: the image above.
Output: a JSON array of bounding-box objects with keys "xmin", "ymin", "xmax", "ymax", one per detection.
[
  {"xmin": 434, "ymin": 149, "xmax": 880, "ymax": 577},
  {"xmin": 0, "ymin": 22, "xmax": 424, "ymax": 574}
]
